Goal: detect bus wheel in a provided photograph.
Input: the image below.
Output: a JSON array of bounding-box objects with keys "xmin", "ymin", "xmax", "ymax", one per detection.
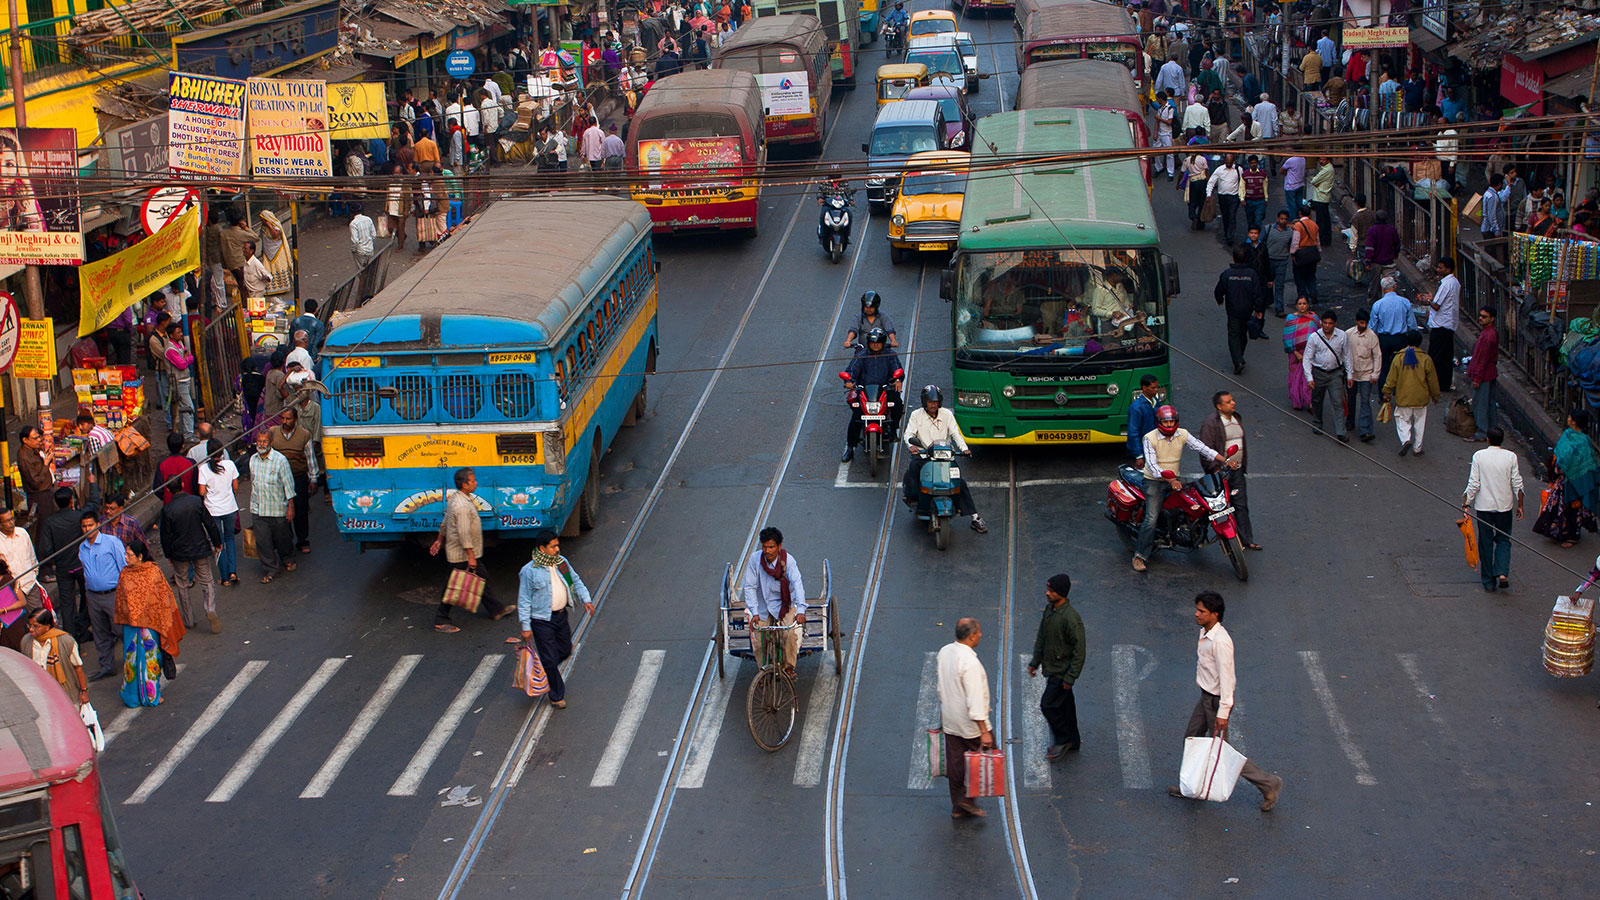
[
  {"xmin": 629, "ymin": 381, "xmax": 648, "ymax": 424},
  {"xmin": 579, "ymin": 436, "xmax": 601, "ymax": 530}
]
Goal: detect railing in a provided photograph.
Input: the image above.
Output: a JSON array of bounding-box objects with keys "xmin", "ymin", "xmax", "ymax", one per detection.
[
  {"xmin": 321, "ymin": 242, "xmax": 396, "ymax": 324},
  {"xmin": 195, "ymin": 301, "xmax": 246, "ymax": 426}
]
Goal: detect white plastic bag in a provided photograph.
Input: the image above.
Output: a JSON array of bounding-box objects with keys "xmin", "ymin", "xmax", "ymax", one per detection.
[
  {"xmin": 1178, "ymin": 736, "xmax": 1245, "ymax": 801},
  {"xmin": 79, "ymin": 703, "xmax": 105, "ymax": 753}
]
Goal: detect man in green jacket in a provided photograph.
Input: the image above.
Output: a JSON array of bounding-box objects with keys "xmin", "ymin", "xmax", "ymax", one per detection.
[{"xmin": 1027, "ymin": 573, "xmax": 1086, "ymax": 759}]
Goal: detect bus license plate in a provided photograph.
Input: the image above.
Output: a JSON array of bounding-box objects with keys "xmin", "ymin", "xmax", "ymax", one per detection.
[{"xmin": 1037, "ymin": 430, "xmax": 1091, "ymax": 442}]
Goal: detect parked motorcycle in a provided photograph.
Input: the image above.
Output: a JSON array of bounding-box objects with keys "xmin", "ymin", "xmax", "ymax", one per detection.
[
  {"xmin": 818, "ymin": 185, "xmax": 855, "ymax": 263},
  {"xmin": 1104, "ymin": 459, "xmax": 1248, "ymax": 580},
  {"xmin": 910, "ymin": 439, "xmax": 966, "ymax": 551},
  {"xmin": 839, "ymin": 367, "xmax": 903, "ymax": 477}
]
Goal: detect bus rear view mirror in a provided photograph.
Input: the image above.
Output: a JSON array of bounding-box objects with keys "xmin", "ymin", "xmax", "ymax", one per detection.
[
  {"xmin": 862, "ymin": 143, "xmax": 871, "ymax": 153},
  {"xmin": 939, "ymin": 268, "xmax": 955, "ymax": 301},
  {"xmin": 1163, "ymin": 254, "xmax": 1180, "ymax": 297}
]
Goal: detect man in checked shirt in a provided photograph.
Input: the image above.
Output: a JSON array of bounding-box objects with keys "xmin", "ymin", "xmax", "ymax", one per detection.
[{"xmin": 1168, "ymin": 591, "xmax": 1284, "ymax": 811}]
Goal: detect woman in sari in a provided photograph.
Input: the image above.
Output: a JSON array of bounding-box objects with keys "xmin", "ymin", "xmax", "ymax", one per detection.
[
  {"xmin": 0, "ymin": 559, "xmax": 29, "ymax": 652},
  {"xmin": 256, "ymin": 210, "xmax": 294, "ymax": 297},
  {"xmin": 1536, "ymin": 408, "xmax": 1600, "ymax": 547},
  {"xmin": 114, "ymin": 542, "xmax": 186, "ymax": 707},
  {"xmin": 1283, "ymin": 296, "xmax": 1318, "ymax": 410}
]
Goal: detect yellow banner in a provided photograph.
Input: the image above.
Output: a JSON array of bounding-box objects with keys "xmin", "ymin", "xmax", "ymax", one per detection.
[
  {"xmin": 12, "ymin": 318, "xmax": 56, "ymax": 379},
  {"xmin": 327, "ymin": 83, "xmax": 390, "ymax": 140},
  {"xmin": 77, "ymin": 205, "xmax": 200, "ymax": 337}
]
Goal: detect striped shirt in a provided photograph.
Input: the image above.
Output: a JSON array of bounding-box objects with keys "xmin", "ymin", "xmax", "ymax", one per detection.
[{"xmin": 248, "ymin": 449, "xmax": 296, "ymax": 518}]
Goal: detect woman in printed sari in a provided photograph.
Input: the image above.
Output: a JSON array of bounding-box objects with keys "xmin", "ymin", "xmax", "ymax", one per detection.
[
  {"xmin": 114, "ymin": 541, "xmax": 186, "ymax": 707},
  {"xmin": 1282, "ymin": 295, "xmax": 1317, "ymax": 410},
  {"xmin": 257, "ymin": 210, "xmax": 295, "ymax": 297},
  {"xmin": 1536, "ymin": 408, "xmax": 1600, "ymax": 547}
]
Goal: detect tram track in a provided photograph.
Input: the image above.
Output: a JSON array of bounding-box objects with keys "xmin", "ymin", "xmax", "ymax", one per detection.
[
  {"xmin": 434, "ymin": 96, "xmax": 858, "ymax": 900},
  {"xmin": 995, "ymin": 454, "xmax": 1041, "ymax": 900}
]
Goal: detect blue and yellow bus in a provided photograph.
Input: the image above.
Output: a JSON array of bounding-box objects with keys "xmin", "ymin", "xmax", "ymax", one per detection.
[{"xmin": 319, "ymin": 197, "xmax": 658, "ymax": 547}]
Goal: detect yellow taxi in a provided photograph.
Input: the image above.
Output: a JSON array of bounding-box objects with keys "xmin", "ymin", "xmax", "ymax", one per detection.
[
  {"xmin": 908, "ymin": 9, "xmax": 958, "ymax": 40},
  {"xmin": 877, "ymin": 63, "xmax": 929, "ymax": 108},
  {"xmin": 887, "ymin": 150, "xmax": 969, "ymax": 263}
]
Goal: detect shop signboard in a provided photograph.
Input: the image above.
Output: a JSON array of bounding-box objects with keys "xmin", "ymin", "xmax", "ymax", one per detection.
[
  {"xmin": 78, "ymin": 205, "xmax": 201, "ymax": 337},
  {"xmin": 1502, "ymin": 53, "xmax": 1545, "ymax": 117},
  {"xmin": 1420, "ymin": 0, "xmax": 1449, "ymax": 41},
  {"xmin": 0, "ymin": 127, "xmax": 84, "ymax": 266},
  {"xmin": 1343, "ymin": 27, "xmax": 1410, "ymax": 49},
  {"xmin": 247, "ymin": 77, "xmax": 332, "ymax": 177},
  {"xmin": 168, "ymin": 72, "xmax": 248, "ymax": 176},
  {"xmin": 0, "ymin": 292, "xmax": 19, "ymax": 372},
  {"xmin": 446, "ymin": 50, "xmax": 476, "ymax": 78},
  {"xmin": 106, "ymin": 114, "xmax": 170, "ymax": 180},
  {"xmin": 173, "ymin": 0, "xmax": 341, "ymax": 80},
  {"xmin": 327, "ymin": 83, "xmax": 390, "ymax": 139},
  {"xmin": 11, "ymin": 318, "xmax": 56, "ymax": 379}
]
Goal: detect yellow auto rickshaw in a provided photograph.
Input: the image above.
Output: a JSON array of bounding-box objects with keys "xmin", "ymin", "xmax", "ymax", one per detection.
[{"xmin": 877, "ymin": 63, "xmax": 929, "ymax": 109}]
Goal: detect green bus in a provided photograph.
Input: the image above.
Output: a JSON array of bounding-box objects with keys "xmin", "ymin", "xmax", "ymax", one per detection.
[
  {"xmin": 941, "ymin": 108, "xmax": 1179, "ymax": 446},
  {"xmin": 752, "ymin": 0, "xmax": 862, "ymax": 85}
]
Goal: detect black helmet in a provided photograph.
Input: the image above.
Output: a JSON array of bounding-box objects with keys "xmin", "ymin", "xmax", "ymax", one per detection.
[
  {"xmin": 865, "ymin": 327, "xmax": 887, "ymax": 346},
  {"xmin": 860, "ymin": 291, "xmax": 882, "ymax": 311},
  {"xmin": 920, "ymin": 385, "xmax": 943, "ymax": 407}
]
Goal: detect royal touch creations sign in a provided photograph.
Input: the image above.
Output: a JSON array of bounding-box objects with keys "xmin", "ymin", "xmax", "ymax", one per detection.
[{"xmin": 247, "ymin": 77, "xmax": 332, "ymax": 177}]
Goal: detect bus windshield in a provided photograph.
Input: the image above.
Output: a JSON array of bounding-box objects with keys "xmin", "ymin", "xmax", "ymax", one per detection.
[
  {"xmin": 903, "ymin": 171, "xmax": 966, "ymax": 195},
  {"xmin": 953, "ymin": 248, "xmax": 1167, "ymax": 366},
  {"xmin": 870, "ymin": 125, "xmax": 940, "ymax": 156}
]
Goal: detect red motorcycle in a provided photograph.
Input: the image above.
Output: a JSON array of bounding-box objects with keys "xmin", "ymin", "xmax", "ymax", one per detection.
[
  {"xmin": 1104, "ymin": 456, "xmax": 1248, "ymax": 581},
  {"xmin": 838, "ymin": 368, "xmax": 903, "ymax": 477}
]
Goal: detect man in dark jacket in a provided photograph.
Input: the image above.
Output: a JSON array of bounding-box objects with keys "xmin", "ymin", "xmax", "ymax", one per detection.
[
  {"xmin": 1200, "ymin": 391, "xmax": 1258, "ymax": 549},
  {"xmin": 841, "ymin": 329, "xmax": 904, "ymax": 462},
  {"xmin": 1027, "ymin": 573, "xmax": 1086, "ymax": 760},
  {"xmin": 38, "ymin": 476, "xmax": 100, "ymax": 643},
  {"xmin": 1240, "ymin": 225, "xmax": 1272, "ymax": 340},
  {"xmin": 159, "ymin": 491, "xmax": 222, "ymax": 633},
  {"xmin": 1215, "ymin": 245, "xmax": 1266, "ymax": 375}
]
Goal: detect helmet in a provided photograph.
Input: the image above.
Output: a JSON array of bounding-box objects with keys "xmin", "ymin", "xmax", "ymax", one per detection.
[
  {"xmin": 860, "ymin": 290, "xmax": 882, "ymax": 311},
  {"xmin": 921, "ymin": 385, "xmax": 943, "ymax": 407},
  {"xmin": 865, "ymin": 327, "xmax": 887, "ymax": 347},
  {"xmin": 1155, "ymin": 405, "xmax": 1179, "ymax": 437}
]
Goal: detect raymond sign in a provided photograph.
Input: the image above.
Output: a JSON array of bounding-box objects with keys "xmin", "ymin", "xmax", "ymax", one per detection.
[
  {"xmin": 168, "ymin": 72, "xmax": 247, "ymax": 176},
  {"xmin": 247, "ymin": 77, "xmax": 331, "ymax": 176},
  {"xmin": 0, "ymin": 127, "xmax": 84, "ymax": 266},
  {"xmin": 1343, "ymin": 27, "xmax": 1411, "ymax": 49},
  {"xmin": 78, "ymin": 205, "xmax": 201, "ymax": 337},
  {"xmin": 327, "ymin": 83, "xmax": 389, "ymax": 139},
  {"xmin": 11, "ymin": 318, "xmax": 56, "ymax": 379}
]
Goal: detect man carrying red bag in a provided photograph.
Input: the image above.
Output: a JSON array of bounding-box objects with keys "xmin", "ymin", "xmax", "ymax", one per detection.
[{"xmin": 937, "ymin": 617, "xmax": 994, "ymax": 819}]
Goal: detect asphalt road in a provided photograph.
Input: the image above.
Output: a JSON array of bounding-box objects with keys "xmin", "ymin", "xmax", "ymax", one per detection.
[{"xmin": 100, "ymin": 8, "xmax": 1600, "ymax": 899}]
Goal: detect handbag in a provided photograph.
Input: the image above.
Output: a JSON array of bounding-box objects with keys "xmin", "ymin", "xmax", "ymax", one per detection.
[
  {"xmin": 1444, "ymin": 396, "xmax": 1477, "ymax": 438},
  {"xmin": 442, "ymin": 567, "xmax": 487, "ymax": 614},
  {"xmin": 964, "ymin": 749, "xmax": 1006, "ymax": 798},
  {"xmin": 80, "ymin": 703, "xmax": 106, "ymax": 753},
  {"xmin": 1200, "ymin": 194, "xmax": 1219, "ymax": 223},
  {"xmin": 926, "ymin": 727, "xmax": 946, "ymax": 778},
  {"xmin": 1456, "ymin": 516, "xmax": 1479, "ymax": 569},
  {"xmin": 1376, "ymin": 400, "xmax": 1393, "ymax": 424},
  {"xmin": 513, "ymin": 641, "xmax": 550, "ymax": 697},
  {"xmin": 1177, "ymin": 736, "xmax": 1246, "ymax": 801},
  {"xmin": 241, "ymin": 526, "xmax": 259, "ymax": 559},
  {"xmin": 1292, "ymin": 223, "xmax": 1322, "ymax": 265}
]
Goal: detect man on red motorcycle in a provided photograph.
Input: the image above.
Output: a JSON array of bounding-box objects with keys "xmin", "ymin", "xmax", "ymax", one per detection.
[
  {"xmin": 841, "ymin": 328, "xmax": 904, "ymax": 462},
  {"xmin": 1132, "ymin": 405, "xmax": 1238, "ymax": 572}
]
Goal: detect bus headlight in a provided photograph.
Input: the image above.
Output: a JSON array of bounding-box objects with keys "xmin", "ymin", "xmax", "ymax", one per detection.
[
  {"xmin": 959, "ymin": 390, "xmax": 993, "ymax": 408},
  {"xmin": 1000, "ymin": 385, "xmax": 1016, "ymax": 398},
  {"xmin": 866, "ymin": 176, "xmax": 886, "ymax": 188},
  {"xmin": 892, "ymin": 214, "xmax": 906, "ymax": 226},
  {"xmin": 1106, "ymin": 383, "xmax": 1121, "ymax": 396}
]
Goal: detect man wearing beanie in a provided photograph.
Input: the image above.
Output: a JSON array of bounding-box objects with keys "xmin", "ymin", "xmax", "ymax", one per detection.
[{"xmin": 1027, "ymin": 574, "xmax": 1086, "ymax": 760}]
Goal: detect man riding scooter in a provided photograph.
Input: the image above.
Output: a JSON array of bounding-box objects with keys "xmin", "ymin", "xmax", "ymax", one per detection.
[
  {"xmin": 841, "ymin": 328, "xmax": 904, "ymax": 463},
  {"xmin": 1132, "ymin": 405, "xmax": 1238, "ymax": 572},
  {"xmin": 902, "ymin": 386, "xmax": 987, "ymax": 533}
]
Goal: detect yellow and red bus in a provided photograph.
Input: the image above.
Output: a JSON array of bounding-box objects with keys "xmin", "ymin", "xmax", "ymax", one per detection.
[
  {"xmin": 1013, "ymin": 0, "xmax": 1143, "ymax": 93},
  {"xmin": 628, "ymin": 69, "xmax": 767, "ymax": 236},
  {"xmin": 715, "ymin": 14, "xmax": 832, "ymax": 153}
]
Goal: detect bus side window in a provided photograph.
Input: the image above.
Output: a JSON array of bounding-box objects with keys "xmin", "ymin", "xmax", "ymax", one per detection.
[
  {"xmin": 554, "ymin": 357, "xmax": 567, "ymax": 402},
  {"xmin": 577, "ymin": 331, "xmax": 591, "ymax": 371},
  {"xmin": 567, "ymin": 346, "xmax": 579, "ymax": 387}
]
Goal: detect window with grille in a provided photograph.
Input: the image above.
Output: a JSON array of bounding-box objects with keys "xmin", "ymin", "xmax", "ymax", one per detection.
[
  {"xmin": 441, "ymin": 373, "xmax": 483, "ymax": 420},
  {"xmin": 336, "ymin": 376, "xmax": 380, "ymax": 422},
  {"xmin": 391, "ymin": 374, "xmax": 432, "ymax": 421},
  {"xmin": 554, "ymin": 358, "xmax": 568, "ymax": 403},
  {"xmin": 493, "ymin": 373, "xmax": 536, "ymax": 418}
]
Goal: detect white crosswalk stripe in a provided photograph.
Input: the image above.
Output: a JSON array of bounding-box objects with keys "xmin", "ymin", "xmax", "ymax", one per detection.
[
  {"xmin": 301, "ymin": 654, "xmax": 423, "ymax": 799},
  {"xmin": 126, "ymin": 660, "xmax": 268, "ymax": 805},
  {"xmin": 1016, "ymin": 653, "xmax": 1051, "ymax": 790},
  {"xmin": 388, "ymin": 655, "xmax": 504, "ymax": 797},
  {"xmin": 680, "ymin": 654, "xmax": 738, "ymax": 790},
  {"xmin": 1112, "ymin": 645, "xmax": 1156, "ymax": 790},
  {"xmin": 1396, "ymin": 653, "xmax": 1477, "ymax": 786},
  {"xmin": 792, "ymin": 659, "xmax": 839, "ymax": 787},
  {"xmin": 907, "ymin": 651, "xmax": 940, "ymax": 791},
  {"xmin": 591, "ymin": 650, "xmax": 666, "ymax": 788},
  {"xmin": 207, "ymin": 658, "xmax": 346, "ymax": 802},
  {"xmin": 1298, "ymin": 650, "xmax": 1378, "ymax": 786}
]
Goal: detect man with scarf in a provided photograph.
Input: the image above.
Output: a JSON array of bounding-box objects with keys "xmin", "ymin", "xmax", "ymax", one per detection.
[
  {"xmin": 518, "ymin": 530, "xmax": 594, "ymax": 708},
  {"xmin": 741, "ymin": 526, "xmax": 806, "ymax": 675}
]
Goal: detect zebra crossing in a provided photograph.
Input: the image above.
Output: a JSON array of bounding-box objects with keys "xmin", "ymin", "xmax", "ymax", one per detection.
[{"xmin": 106, "ymin": 643, "xmax": 1460, "ymax": 806}]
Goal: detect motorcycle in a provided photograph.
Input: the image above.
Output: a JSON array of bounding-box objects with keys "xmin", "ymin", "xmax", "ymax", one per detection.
[
  {"xmin": 818, "ymin": 186, "xmax": 854, "ymax": 263},
  {"xmin": 839, "ymin": 367, "xmax": 903, "ymax": 477},
  {"xmin": 910, "ymin": 438, "xmax": 966, "ymax": 551},
  {"xmin": 1103, "ymin": 456, "xmax": 1248, "ymax": 580},
  {"xmin": 883, "ymin": 20, "xmax": 904, "ymax": 57}
]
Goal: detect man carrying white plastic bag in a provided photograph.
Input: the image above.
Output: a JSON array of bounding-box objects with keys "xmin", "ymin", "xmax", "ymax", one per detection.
[{"xmin": 1167, "ymin": 591, "xmax": 1285, "ymax": 811}]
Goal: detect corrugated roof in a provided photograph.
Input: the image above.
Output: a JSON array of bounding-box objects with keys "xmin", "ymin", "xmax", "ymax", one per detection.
[{"xmin": 1446, "ymin": 9, "xmax": 1600, "ymax": 69}]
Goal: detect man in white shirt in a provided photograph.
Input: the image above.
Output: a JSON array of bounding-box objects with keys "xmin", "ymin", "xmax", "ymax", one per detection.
[
  {"xmin": 349, "ymin": 202, "xmax": 377, "ymax": 267},
  {"xmin": 1153, "ymin": 90, "xmax": 1177, "ymax": 180},
  {"xmin": 1302, "ymin": 309, "xmax": 1353, "ymax": 440},
  {"xmin": 241, "ymin": 242, "xmax": 271, "ymax": 298},
  {"xmin": 461, "ymin": 97, "xmax": 481, "ymax": 138},
  {"xmin": 1425, "ymin": 256, "xmax": 1461, "ymax": 393},
  {"xmin": 901, "ymin": 386, "xmax": 985, "ymax": 532},
  {"xmin": 0, "ymin": 507, "xmax": 44, "ymax": 611},
  {"xmin": 477, "ymin": 90, "xmax": 501, "ymax": 141},
  {"xmin": 1168, "ymin": 592, "xmax": 1283, "ymax": 811},
  {"xmin": 1154, "ymin": 56, "xmax": 1186, "ymax": 107},
  {"xmin": 483, "ymin": 76, "xmax": 502, "ymax": 103},
  {"xmin": 936, "ymin": 617, "xmax": 993, "ymax": 818},
  {"xmin": 581, "ymin": 119, "xmax": 605, "ymax": 171},
  {"xmin": 1252, "ymin": 94, "xmax": 1278, "ymax": 172},
  {"xmin": 1180, "ymin": 99, "xmax": 1211, "ymax": 135},
  {"xmin": 445, "ymin": 94, "xmax": 464, "ymax": 135},
  {"xmin": 1463, "ymin": 428, "xmax": 1525, "ymax": 592}
]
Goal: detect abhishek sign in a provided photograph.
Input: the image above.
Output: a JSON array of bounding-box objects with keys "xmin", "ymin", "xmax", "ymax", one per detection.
[
  {"xmin": 168, "ymin": 72, "xmax": 247, "ymax": 176},
  {"xmin": 247, "ymin": 78, "xmax": 332, "ymax": 176}
]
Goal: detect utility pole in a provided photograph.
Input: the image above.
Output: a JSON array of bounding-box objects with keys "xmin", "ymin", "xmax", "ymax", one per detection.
[{"xmin": 6, "ymin": 0, "xmax": 46, "ymax": 324}]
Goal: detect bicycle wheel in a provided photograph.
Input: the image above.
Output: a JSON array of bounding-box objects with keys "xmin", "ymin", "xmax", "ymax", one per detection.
[{"xmin": 747, "ymin": 667, "xmax": 798, "ymax": 752}]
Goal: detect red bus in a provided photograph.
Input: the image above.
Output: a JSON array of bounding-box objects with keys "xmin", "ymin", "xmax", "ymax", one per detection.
[
  {"xmin": 714, "ymin": 14, "xmax": 832, "ymax": 153},
  {"xmin": 1015, "ymin": 59, "xmax": 1152, "ymax": 186},
  {"xmin": 628, "ymin": 69, "xmax": 767, "ymax": 236},
  {"xmin": 0, "ymin": 648, "xmax": 137, "ymax": 898},
  {"xmin": 1013, "ymin": 0, "xmax": 1143, "ymax": 93}
]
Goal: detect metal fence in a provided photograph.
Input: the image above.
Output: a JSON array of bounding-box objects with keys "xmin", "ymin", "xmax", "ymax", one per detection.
[{"xmin": 322, "ymin": 242, "xmax": 397, "ymax": 324}]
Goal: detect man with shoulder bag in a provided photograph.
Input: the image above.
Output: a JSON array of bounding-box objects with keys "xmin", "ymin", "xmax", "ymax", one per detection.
[{"xmin": 430, "ymin": 467, "xmax": 512, "ymax": 634}]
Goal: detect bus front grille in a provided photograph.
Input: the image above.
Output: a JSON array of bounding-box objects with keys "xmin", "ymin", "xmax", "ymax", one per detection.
[{"xmin": 1007, "ymin": 383, "xmax": 1114, "ymax": 411}]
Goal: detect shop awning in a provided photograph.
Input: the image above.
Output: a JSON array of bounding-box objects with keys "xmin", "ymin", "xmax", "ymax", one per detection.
[
  {"xmin": 80, "ymin": 207, "xmax": 122, "ymax": 233},
  {"xmin": 1545, "ymin": 65, "xmax": 1600, "ymax": 99},
  {"xmin": 1410, "ymin": 27, "xmax": 1447, "ymax": 54},
  {"xmin": 350, "ymin": 18, "xmax": 430, "ymax": 59},
  {"xmin": 0, "ymin": 263, "xmax": 23, "ymax": 282}
]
